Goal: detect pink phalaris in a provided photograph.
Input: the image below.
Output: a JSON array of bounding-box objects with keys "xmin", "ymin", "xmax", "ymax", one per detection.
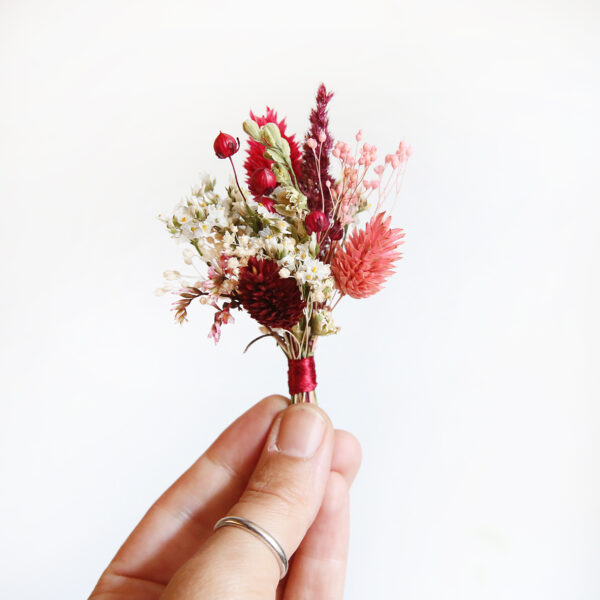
[
  {"xmin": 213, "ymin": 132, "xmax": 240, "ymax": 159},
  {"xmin": 305, "ymin": 210, "xmax": 330, "ymax": 235},
  {"xmin": 331, "ymin": 212, "xmax": 405, "ymax": 299},
  {"xmin": 249, "ymin": 168, "xmax": 277, "ymax": 196}
]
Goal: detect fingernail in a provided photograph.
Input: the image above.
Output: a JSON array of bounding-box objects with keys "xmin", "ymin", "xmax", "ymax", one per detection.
[{"xmin": 275, "ymin": 406, "xmax": 327, "ymax": 458}]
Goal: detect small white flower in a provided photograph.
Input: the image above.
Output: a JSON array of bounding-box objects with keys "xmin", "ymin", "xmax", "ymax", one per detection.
[
  {"xmin": 223, "ymin": 230, "xmax": 237, "ymax": 247},
  {"xmin": 228, "ymin": 257, "xmax": 240, "ymax": 270},
  {"xmin": 182, "ymin": 247, "xmax": 196, "ymax": 265},
  {"xmin": 303, "ymin": 259, "xmax": 330, "ymax": 282},
  {"xmin": 279, "ymin": 267, "xmax": 291, "ymax": 279},
  {"xmin": 277, "ymin": 253, "xmax": 295, "ymax": 270}
]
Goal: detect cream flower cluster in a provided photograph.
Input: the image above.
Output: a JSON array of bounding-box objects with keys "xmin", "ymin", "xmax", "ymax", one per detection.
[{"xmin": 158, "ymin": 174, "xmax": 335, "ymax": 308}]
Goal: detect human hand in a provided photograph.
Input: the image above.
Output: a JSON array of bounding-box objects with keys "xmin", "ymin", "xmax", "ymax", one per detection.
[{"xmin": 91, "ymin": 395, "xmax": 362, "ymax": 599}]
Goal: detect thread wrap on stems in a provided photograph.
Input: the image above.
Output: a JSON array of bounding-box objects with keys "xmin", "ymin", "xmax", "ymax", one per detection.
[{"xmin": 287, "ymin": 357, "xmax": 317, "ymax": 395}]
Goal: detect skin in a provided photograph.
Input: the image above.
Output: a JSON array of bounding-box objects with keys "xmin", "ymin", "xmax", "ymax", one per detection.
[{"xmin": 90, "ymin": 395, "xmax": 362, "ymax": 600}]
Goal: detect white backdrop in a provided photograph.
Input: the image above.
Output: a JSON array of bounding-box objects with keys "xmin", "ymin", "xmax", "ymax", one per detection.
[{"xmin": 1, "ymin": 1, "xmax": 599, "ymax": 598}]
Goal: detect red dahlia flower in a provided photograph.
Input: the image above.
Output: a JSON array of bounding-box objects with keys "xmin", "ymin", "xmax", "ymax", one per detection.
[
  {"xmin": 237, "ymin": 257, "xmax": 305, "ymax": 329},
  {"xmin": 331, "ymin": 213, "xmax": 405, "ymax": 299}
]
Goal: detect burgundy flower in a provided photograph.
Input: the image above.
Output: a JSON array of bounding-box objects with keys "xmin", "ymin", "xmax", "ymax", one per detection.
[
  {"xmin": 300, "ymin": 84, "xmax": 335, "ymax": 214},
  {"xmin": 237, "ymin": 257, "xmax": 305, "ymax": 329},
  {"xmin": 249, "ymin": 168, "xmax": 277, "ymax": 196},
  {"xmin": 213, "ymin": 132, "xmax": 240, "ymax": 159}
]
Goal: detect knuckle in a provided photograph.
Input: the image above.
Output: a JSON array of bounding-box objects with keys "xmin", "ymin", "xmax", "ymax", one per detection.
[{"xmin": 241, "ymin": 466, "xmax": 308, "ymax": 516}]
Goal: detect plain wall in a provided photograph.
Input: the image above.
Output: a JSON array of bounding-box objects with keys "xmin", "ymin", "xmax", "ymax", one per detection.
[{"xmin": 1, "ymin": 1, "xmax": 599, "ymax": 598}]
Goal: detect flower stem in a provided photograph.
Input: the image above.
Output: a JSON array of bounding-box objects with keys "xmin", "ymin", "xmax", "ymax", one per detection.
[{"xmin": 228, "ymin": 157, "xmax": 248, "ymax": 202}]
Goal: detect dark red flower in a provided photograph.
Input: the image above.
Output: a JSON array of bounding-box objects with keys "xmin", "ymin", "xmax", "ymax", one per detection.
[
  {"xmin": 249, "ymin": 168, "xmax": 277, "ymax": 196},
  {"xmin": 300, "ymin": 84, "xmax": 335, "ymax": 214},
  {"xmin": 305, "ymin": 210, "xmax": 330, "ymax": 235},
  {"xmin": 213, "ymin": 132, "xmax": 240, "ymax": 159},
  {"xmin": 244, "ymin": 108, "xmax": 302, "ymax": 183},
  {"xmin": 328, "ymin": 221, "xmax": 344, "ymax": 241},
  {"xmin": 237, "ymin": 257, "xmax": 305, "ymax": 329}
]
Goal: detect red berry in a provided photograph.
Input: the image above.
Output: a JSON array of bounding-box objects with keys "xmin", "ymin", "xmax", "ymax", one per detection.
[
  {"xmin": 213, "ymin": 132, "xmax": 240, "ymax": 159},
  {"xmin": 249, "ymin": 168, "xmax": 278, "ymax": 196},
  {"xmin": 329, "ymin": 221, "xmax": 344, "ymax": 240},
  {"xmin": 305, "ymin": 210, "xmax": 330, "ymax": 235}
]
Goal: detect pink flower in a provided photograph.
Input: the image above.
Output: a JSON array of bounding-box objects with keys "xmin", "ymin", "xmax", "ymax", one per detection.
[
  {"xmin": 209, "ymin": 303, "xmax": 235, "ymax": 344},
  {"xmin": 331, "ymin": 212, "xmax": 405, "ymax": 298}
]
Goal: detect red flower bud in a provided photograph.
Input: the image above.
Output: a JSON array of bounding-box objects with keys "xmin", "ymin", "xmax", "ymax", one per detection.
[
  {"xmin": 249, "ymin": 168, "xmax": 278, "ymax": 196},
  {"xmin": 328, "ymin": 221, "xmax": 344, "ymax": 241},
  {"xmin": 305, "ymin": 210, "xmax": 330, "ymax": 235},
  {"xmin": 213, "ymin": 132, "xmax": 240, "ymax": 159},
  {"xmin": 255, "ymin": 196, "xmax": 276, "ymax": 213}
]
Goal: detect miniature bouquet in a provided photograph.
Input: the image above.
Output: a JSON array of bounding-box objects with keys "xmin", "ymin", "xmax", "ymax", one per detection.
[{"xmin": 158, "ymin": 84, "xmax": 410, "ymax": 403}]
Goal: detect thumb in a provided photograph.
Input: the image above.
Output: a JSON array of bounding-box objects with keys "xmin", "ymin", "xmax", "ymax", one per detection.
[{"xmin": 163, "ymin": 403, "xmax": 334, "ymax": 599}]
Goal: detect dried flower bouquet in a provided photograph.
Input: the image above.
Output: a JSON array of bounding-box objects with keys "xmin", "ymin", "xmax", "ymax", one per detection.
[{"xmin": 158, "ymin": 84, "xmax": 410, "ymax": 403}]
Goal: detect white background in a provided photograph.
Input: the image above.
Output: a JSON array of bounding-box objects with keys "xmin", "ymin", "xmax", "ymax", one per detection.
[{"xmin": 1, "ymin": 1, "xmax": 599, "ymax": 598}]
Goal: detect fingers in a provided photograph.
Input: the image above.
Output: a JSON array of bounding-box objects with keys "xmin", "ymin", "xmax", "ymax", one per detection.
[
  {"xmin": 331, "ymin": 429, "xmax": 362, "ymax": 487},
  {"xmin": 92, "ymin": 395, "xmax": 287, "ymax": 596},
  {"xmin": 162, "ymin": 403, "xmax": 335, "ymax": 599},
  {"xmin": 232, "ymin": 404, "xmax": 334, "ymax": 559},
  {"xmin": 284, "ymin": 471, "xmax": 351, "ymax": 600},
  {"xmin": 283, "ymin": 432, "xmax": 361, "ymax": 600}
]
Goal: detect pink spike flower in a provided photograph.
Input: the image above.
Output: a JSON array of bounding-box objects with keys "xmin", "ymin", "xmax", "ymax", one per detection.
[{"xmin": 331, "ymin": 212, "xmax": 405, "ymax": 299}]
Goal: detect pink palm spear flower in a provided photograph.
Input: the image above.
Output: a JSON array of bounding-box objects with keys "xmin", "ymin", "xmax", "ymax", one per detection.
[{"xmin": 331, "ymin": 212, "xmax": 405, "ymax": 299}]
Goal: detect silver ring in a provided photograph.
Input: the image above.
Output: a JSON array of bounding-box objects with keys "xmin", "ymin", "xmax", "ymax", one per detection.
[{"xmin": 214, "ymin": 515, "xmax": 289, "ymax": 578}]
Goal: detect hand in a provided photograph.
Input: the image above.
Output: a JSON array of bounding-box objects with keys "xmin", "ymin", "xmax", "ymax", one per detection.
[{"xmin": 91, "ymin": 395, "xmax": 362, "ymax": 599}]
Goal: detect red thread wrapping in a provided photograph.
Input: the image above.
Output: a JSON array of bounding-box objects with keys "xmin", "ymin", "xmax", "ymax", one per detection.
[{"xmin": 288, "ymin": 357, "xmax": 317, "ymax": 395}]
